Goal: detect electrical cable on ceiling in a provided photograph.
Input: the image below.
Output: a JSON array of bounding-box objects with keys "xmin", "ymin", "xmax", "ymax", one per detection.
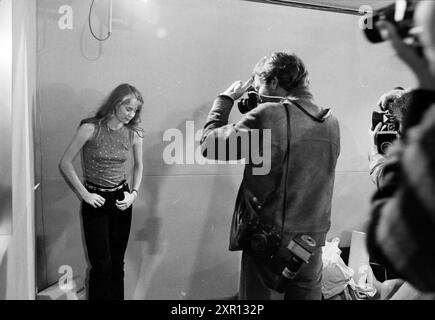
[{"xmin": 89, "ymin": 0, "xmax": 112, "ymax": 41}]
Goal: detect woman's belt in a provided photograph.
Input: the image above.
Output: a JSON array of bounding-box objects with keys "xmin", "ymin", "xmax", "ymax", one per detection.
[{"xmin": 84, "ymin": 180, "xmax": 127, "ymax": 192}]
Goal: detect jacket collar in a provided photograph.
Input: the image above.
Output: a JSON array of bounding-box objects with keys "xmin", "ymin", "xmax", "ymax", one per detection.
[
  {"xmin": 287, "ymin": 87, "xmax": 332, "ymax": 121},
  {"xmin": 258, "ymin": 87, "xmax": 331, "ymax": 121},
  {"xmin": 286, "ymin": 86, "xmax": 315, "ymax": 103}
]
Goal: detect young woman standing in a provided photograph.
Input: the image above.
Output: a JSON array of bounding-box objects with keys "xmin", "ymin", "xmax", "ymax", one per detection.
[{"xmin": 60, "ymin": 83, "xmax": 144, "ymax": 300}]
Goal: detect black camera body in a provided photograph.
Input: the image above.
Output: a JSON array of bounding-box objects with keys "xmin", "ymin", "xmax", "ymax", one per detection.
[
  {"xmin": 375, "ymin": 131, "xmax": 399, "ymax": 155},
  {"xmin": 363, "ymin": 0, "xmax": 421, "ymax": 52},
  {"xmin": 372, "ymin": 110, "xmax": 400, "ymax": 154},
  {"xmin": 238, "ymin": 91, "xmax": 261, "ymax": 114},
  {"xmin": 238, "ymin": 216, "xmax": 282, "ymax": 260},
  {"xmin": 238, "ymin": 215, "xmax": 316, "ymax": 293}
]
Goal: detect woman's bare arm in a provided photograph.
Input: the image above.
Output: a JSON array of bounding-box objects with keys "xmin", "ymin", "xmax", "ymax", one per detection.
[{"xmin": 59, "ymin": 123, "xmax": 105, "ymax": 208}]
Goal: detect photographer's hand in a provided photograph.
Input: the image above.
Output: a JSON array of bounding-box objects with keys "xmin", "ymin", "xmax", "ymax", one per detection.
[
  {"xmin": 369, "ymin": 122, "xmax": 383, "ymax": 155},
  {"xmin": 221, "ymin": 78, "xmax": 254, "ymax": 101},
  {"xmin": 376, "ymin": 20, "xmax": 435, "ymax": 91}
]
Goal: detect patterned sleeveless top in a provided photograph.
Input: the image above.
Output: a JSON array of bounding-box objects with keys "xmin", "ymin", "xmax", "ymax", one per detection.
[{"xmin": 82, "ymin": 123, "xmax": 133, "ymax": 187}]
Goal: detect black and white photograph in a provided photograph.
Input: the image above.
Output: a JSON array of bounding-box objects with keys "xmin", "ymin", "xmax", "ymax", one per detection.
[{"xmin": 1, "ymin": 0, "xmax": 435, "ymax": 310}]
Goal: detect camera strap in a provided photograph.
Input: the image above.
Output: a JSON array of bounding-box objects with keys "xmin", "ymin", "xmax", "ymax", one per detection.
[
  {"xmin": 280, "ymin": 99, "xmax": 330, "ymax": 238},
  {"xmin": 280, "ymin": 102, "xmax": 291, "ymax": 239},
  {"xmin": 289, "ymin": 100, "xmax": 330, "ymax": 123}
]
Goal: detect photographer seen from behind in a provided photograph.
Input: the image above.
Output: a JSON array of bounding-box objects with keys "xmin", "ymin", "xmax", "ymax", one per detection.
[
  {"xmin": 366, "ymin": 0, "xmax": 435, "ymax": 295},
  {"xmin": 200, "ymin": 52, "xmax": 340, "ymax": 300}
]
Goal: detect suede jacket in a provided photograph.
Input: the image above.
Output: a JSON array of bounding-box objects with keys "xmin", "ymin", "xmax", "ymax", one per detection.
[{"xmin": 200, "ymin": 87, "xmax": 340, "ymax": 248}]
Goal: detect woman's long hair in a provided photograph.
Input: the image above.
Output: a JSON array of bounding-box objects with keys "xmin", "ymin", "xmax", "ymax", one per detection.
[{"xmin": 81, "ymin": 83, "xmax": 144, "ymax": 137}]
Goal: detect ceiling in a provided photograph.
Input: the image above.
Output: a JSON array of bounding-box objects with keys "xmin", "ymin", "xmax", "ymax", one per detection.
[{"xmin": 244, "ymin": 0, "xmax": 396, "ymax": 15}]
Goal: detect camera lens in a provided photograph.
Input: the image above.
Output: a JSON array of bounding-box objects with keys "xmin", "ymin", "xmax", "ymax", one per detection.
[
  {"xmin": 301, "ymin": 235, "xmax": 316, "ymax": 247},
  {"xmin": 380, "ymin": 141, "xmax": 393, "ymax": 154},
  {"xmin": 250, "ymin": 233, "xmax": 268, "ymax": 254},
  {"xmin": 238, "ymin": 99, "xmax": 249, "ymax": 114},
  {"xmin": 238, "ymin": 92, "xmax": 259, "ymax": 114}
]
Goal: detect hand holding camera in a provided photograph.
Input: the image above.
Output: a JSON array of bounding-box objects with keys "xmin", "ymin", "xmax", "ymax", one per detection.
[
  {"xmin": 371, "ymin": 101, "xmax": 401, "ymax": 155},
  {"xmin": 220, "ymin": 77, "xmax": 264, "ymax": 114},
  {"xmin": 221, "ymin": 78, "xmax": 253, "ymax": 101},
  {"xmin": 365, "ymin": 0, "xmax": 435, "ymax": 90},
  {"xmin": 377, "ymin": 20, "xmax": 435, "ymax": 91},
  {"xmin": 369, "ymin": 122, "xmax": 383, "ymax": 155},
  {"xmin": 363, "ymin": 0, "xmax": 420, "ymax": 48}
]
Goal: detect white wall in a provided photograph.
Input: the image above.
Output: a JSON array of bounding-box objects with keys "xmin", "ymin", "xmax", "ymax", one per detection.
[{"xmin": 35, "ymin": 0, "xmax": 414, "ymax": 299}]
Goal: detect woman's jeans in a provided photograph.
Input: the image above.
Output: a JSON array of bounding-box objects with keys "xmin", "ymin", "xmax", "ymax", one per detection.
[{"xmin": 81, "ymin": 181, "xmax": 132, "ymax": 300}]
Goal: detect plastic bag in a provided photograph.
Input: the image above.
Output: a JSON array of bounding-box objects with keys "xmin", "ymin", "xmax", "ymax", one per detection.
[{"xmin": 321, "ymin": 238, "xmax": 354, "ymax": 299}]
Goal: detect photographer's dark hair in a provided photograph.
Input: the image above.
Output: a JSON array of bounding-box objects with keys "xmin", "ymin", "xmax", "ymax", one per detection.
[
  {"xmin": 390, "ymin": 92, "xmax": 411, "ymax": 125},
  {"xmin": 253, "ymin": 52, "xmax": 309, "ymax": 92},
  {"xmin": 81, "ymin": 83, "xmax": 144, "ymax": 137}
]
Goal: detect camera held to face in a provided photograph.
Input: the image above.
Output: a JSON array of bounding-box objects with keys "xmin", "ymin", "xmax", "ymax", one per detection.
[
  {"xmin": 372, "ymin": 107, "xmax": 400, "ymax": 155},
  {"xmin": 363, "ymin": 0, "xmax": 421, "ymax": 53},
  {"xmin": 238, "ymin": 91, "xmax": 261, "ymax": 114}
]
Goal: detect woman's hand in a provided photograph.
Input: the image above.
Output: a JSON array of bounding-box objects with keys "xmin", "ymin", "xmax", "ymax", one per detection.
[
  {"xmin": 82, "ymin": 191, "xmax": 106, "ymax": 208},
  {"xmin": 116, "ymin": 191, "xmax": 136, "ymax": 211}
]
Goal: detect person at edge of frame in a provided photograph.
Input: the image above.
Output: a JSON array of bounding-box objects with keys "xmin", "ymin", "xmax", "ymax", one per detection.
[{"xmin": 366, "ymin": 0, "xmax": 435, "ymax": 298}]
